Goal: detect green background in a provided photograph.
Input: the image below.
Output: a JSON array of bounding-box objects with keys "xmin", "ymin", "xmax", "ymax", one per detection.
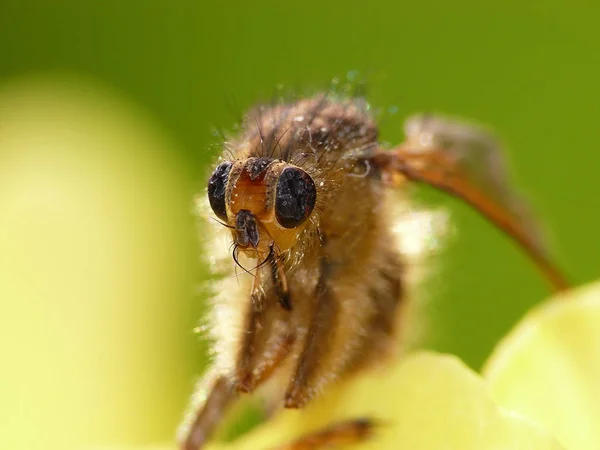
[{"xmin": 1, "ymin": 1, "xmax": 599, "ymax": 449}]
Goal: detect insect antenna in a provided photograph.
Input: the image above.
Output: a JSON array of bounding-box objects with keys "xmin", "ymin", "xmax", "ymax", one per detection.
[
  {"xmin": 231, "ymin": 244, "xmax": 256, "ymax": 278},
  {"xmin": 253, "ymin": 244, "xmax": 275, "ymax": 271},
  {"xmin": 230, "ymin": 243, "xmax": 241, "ymax": 284},
  {"xmin": 271, "ymin": 251, "xmax": 292, "ymax": 310},
  {"xmin": 258, "ymin": 236, "xmax": 291, "ymax": 311},
  {"xmin": 211, "ymin": 217, "xmax": 235, "ymax": 229}
]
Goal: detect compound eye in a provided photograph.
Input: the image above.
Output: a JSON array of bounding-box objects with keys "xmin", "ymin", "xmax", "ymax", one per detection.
[
  {"xmin": 207, "ymin": 161, "xmax": 232, "ymax": 220},
  {"xmin": 275, "ymin": 167, "xmax": 317, "ymax": 229}
]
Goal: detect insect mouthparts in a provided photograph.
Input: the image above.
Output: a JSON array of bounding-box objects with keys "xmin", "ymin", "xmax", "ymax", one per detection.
[{"xmin": 235, "ymin": 209, "xmax": 260, "ymax": 249}]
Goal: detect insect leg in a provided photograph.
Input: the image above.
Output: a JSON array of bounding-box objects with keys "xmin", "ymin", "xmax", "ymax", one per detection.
[
  {"xmin": 236, "ymin": 262, "xmax": 294, "ymax": 393},
  {"xmin": 284, "ymin": 259, "xmax": 337, "ymax": 408},
  {"xmin": 272, "ymin": 418, "xmax": 376, "ymax": 450},
  {"xmin": 271, "ymin": 252, "xmax": 292, "ymax": 310},
  {"xmin": 235, "ymin": 290, "xmax": 262, "ymax": 391},
  {"xmin": 239, "ymin": 331, "xmax": 296, "ymax": 393},
  {"xmin": 178, "ymin": 373, "xmax": 237, "ymax": 450}
]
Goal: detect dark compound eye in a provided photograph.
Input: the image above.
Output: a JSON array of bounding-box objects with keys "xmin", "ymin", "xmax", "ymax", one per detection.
[
  {"xmin": 275, "ymin": 167, "xmax": 317, "ymax": 229},
  {"xmin": 207, "ymin": 161, "xmax": 232, "ymax": 220}
]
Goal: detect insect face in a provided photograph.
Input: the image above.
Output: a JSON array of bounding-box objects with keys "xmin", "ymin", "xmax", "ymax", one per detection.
[{"xmin": 207, "ymin": 156, "xmax": 317, "ymax": 256}]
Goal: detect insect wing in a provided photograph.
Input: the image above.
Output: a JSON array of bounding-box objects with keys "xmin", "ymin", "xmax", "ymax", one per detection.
[{"xmin": 380, "ymin": 114, "xmax": 568, "ymax": 290}]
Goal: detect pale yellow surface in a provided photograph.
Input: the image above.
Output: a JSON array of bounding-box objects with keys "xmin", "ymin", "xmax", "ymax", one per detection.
[
  {"xmin": 484, "ymin": 281, "xmax": 600, "ymax": 450},
  {"xmin": 203, "ymin": 352, "xmax": 561, "ymax": 450}
]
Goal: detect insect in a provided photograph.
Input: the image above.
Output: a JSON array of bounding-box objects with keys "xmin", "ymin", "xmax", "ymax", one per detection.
[{"xmin": 178, "ymin": 93, "xmax": 568, "ymax": 450}]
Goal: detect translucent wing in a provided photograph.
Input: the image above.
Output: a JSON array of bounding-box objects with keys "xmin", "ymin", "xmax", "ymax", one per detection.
[{"xmin": 372, "ymin": 114, "xmax": 568, "ymax": 291}]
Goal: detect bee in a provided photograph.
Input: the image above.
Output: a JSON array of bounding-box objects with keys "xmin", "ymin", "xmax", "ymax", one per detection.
[{"xmin": 178, "ymin": 93, "xmax": 568, "ymax": 450}]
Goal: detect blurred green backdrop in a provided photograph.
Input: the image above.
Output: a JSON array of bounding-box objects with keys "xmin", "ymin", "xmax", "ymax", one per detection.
[{"xmin": 1, "ymin": 1, "xmax": 599, "ymax": 450}]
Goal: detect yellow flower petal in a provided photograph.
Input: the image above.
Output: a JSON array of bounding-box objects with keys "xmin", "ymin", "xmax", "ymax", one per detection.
[
  {"xmin": 205, "ymin": 352, "xmax": 561, "ymax": 450},
  {"xmin": 484, "ymin": 281, "xmax": 600, "ymax": 450},
  {"xmin": 0, "ymin": 75, "xmax": 193, "ymax": 450}
]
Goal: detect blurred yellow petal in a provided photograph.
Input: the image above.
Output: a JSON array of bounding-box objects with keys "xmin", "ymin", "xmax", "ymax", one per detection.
[
  {"xmin": 202, "ymin": 352, "xmax": 560, "ymax": 450},
  {"xmin": 484, "ymin": 281, "xmax": 600, "ymax": 450},
  {"xmin": 0, "ymin": 75, "xmax": 194, "ymax": 450}
]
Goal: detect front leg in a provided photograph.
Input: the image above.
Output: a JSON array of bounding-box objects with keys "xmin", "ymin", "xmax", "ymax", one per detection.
[
  {"xmin": 179, "ymin": 263, "xmax": 292, "ymax": 449},
  {"xmin": 177, "ymin": 373, "xmax": 236, "ymax": 450},
  {"xmin": 285, "ymin": 259, "xmax": 337, "ymax": 408},
  {"xmin": 236, "ymin": 261, "xmax": 295, "ymax": 394}
]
